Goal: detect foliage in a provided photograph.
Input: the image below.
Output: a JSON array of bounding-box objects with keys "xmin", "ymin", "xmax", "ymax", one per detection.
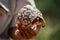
[{"xmin": 31, "ymin": 0, "xmax": 60, "ymax": 40}]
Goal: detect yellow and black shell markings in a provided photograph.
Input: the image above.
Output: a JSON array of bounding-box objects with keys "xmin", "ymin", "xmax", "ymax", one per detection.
[{"xmin": 17, "ymin": 5, "xmax": 44, "ymax": 28}]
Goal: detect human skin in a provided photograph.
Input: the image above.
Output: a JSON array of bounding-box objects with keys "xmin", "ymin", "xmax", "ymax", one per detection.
[{"xmin": 8, "ymin": 18, "xmax": 45, "ymax": 40}]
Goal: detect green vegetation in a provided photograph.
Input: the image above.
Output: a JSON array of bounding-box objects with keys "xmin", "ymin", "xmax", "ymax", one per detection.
[{"xmin": 31, "ymin": 0, "xmax": 60, "ymax": 40}]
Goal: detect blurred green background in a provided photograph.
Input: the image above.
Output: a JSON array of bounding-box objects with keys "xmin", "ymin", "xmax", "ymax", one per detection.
[{"xmin": 31, "ymin": 0, "xmax": 60, "ymax": 40}]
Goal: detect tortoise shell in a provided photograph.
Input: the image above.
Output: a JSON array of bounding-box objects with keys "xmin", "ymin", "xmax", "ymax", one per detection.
[{"xmin": 8, "ymin": 5, "xmax": 46, "ymax": 40}]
